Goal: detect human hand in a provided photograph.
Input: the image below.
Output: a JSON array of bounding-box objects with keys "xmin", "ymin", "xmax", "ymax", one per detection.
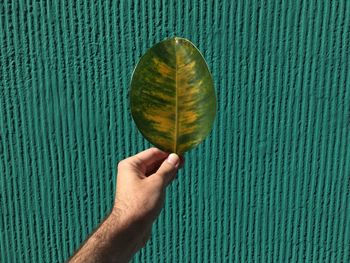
[
  {"xmin": 111, "ymin": 148, "xmax": 184, "ymax": 256},
  {"xmin": 69, "ymin": 147, "xmax": 183, "ymax": 263}
]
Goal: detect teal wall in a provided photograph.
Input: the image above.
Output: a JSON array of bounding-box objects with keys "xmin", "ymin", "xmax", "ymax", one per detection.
[{"xmin": 1, "ymin": 1, "xmax": 350, "ymax": 262}]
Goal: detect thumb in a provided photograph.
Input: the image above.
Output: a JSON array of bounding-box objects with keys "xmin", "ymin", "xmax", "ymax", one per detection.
[{"xmin": 154, "ymin": 153, "xmax": 180, "ymax": 187}]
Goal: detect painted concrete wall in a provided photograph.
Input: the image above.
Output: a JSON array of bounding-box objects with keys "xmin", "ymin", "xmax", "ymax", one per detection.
[{"xmin": 1, "ymin": 1, "xmax": 350, "ymax": 262}]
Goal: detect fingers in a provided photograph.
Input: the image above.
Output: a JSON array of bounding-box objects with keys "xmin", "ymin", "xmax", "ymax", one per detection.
[
  {"xmin": 153, "ymin": 153, "xmax": 180, "ymax": 187},
  {"xmin": 146, "ymin": 153, "xmax": 185, "ymax": 176},
  {"xmin": 122, "ymin": 148, "xmax": 169, "ymax": 173}
]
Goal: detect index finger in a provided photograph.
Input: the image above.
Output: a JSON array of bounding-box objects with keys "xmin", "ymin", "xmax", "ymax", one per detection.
[{"xmin": 126, "ymin": 147, "xmax": 169, "ymax": 173}]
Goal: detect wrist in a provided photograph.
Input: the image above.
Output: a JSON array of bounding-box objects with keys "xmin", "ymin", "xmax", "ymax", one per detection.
[
  {"xmin": 111, "ymin": 202, "xmax": 150, "ymax": 232},
  {"xmin": 102, "ymin": 211, "xmax": 140, "ymax": 262}
]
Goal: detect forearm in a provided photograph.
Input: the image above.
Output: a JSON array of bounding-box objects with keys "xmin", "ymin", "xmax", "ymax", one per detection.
[
  {"xmin": 69, "ymin": 148, "xmax": 180, "ymax": 262},
  {"xmin": 69, "ymin": 211, "xmax": 141, "ymax": 263}
]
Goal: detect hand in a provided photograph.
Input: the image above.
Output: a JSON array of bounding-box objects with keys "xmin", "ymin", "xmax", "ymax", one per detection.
[
  {"xmin": 69, "ymin": 148, "xmax": 184, "ymax": 263},
  {"xmin": 112, "ymin": 147, "xmax": 183, "ymax": 253}
]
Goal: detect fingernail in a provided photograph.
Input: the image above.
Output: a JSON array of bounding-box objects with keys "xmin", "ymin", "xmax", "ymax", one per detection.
[{"xmin": 167, "ymin": 153, "xmax": 179, "ymax": 167}]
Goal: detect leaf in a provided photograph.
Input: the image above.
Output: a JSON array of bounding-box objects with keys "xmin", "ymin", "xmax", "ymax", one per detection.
[{"xmin": 129, "ymin": 37, "xmax": 217, "ymax": 155}]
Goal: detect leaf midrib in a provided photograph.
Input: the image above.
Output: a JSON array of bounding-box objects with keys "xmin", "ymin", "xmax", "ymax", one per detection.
[{"xmin": 174, "ymin": 38, "xmax": 179, "ymax": 153}]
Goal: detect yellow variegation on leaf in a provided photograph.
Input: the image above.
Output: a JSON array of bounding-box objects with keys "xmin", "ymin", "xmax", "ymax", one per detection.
[{"xmin": 130, "ymin": 37, "xmax": 216, "ymax": 155}]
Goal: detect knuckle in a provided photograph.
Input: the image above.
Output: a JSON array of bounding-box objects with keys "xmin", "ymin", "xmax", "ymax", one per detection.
[
  {"xmin": 149, "ymin": 147, "xmax": 157, "ymax": 152},
  {"xmin": 164, "ymin": 163, "xmax": 176, "ymax": 173},
  {"xmin": 148, "ymin": 147, "xmax": 159, "ymax": 156},
  {"xmin": 117, "ymin": 160, "xmax": 128, "ymax": 170}
]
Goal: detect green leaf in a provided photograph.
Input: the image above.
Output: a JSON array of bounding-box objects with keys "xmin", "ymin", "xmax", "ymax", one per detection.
[{"xmin": 129, "ymin": 37, "xmax": 217, "ymax": 155}]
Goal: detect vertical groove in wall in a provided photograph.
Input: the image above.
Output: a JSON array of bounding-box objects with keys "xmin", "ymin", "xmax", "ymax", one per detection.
[{"xmin": 1, "ymin": 1, "xmax": 350, "ymax": 262}]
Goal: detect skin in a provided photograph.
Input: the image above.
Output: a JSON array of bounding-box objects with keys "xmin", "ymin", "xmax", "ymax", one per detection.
[{"xmin": 69, "ymin": 148, "xmax": 184, "ymax": 263}]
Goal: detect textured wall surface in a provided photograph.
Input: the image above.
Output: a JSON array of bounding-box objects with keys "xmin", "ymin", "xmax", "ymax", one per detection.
[{"xmin": 1, "ymin": 1, "xmax": 350, "ymax": 262}]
